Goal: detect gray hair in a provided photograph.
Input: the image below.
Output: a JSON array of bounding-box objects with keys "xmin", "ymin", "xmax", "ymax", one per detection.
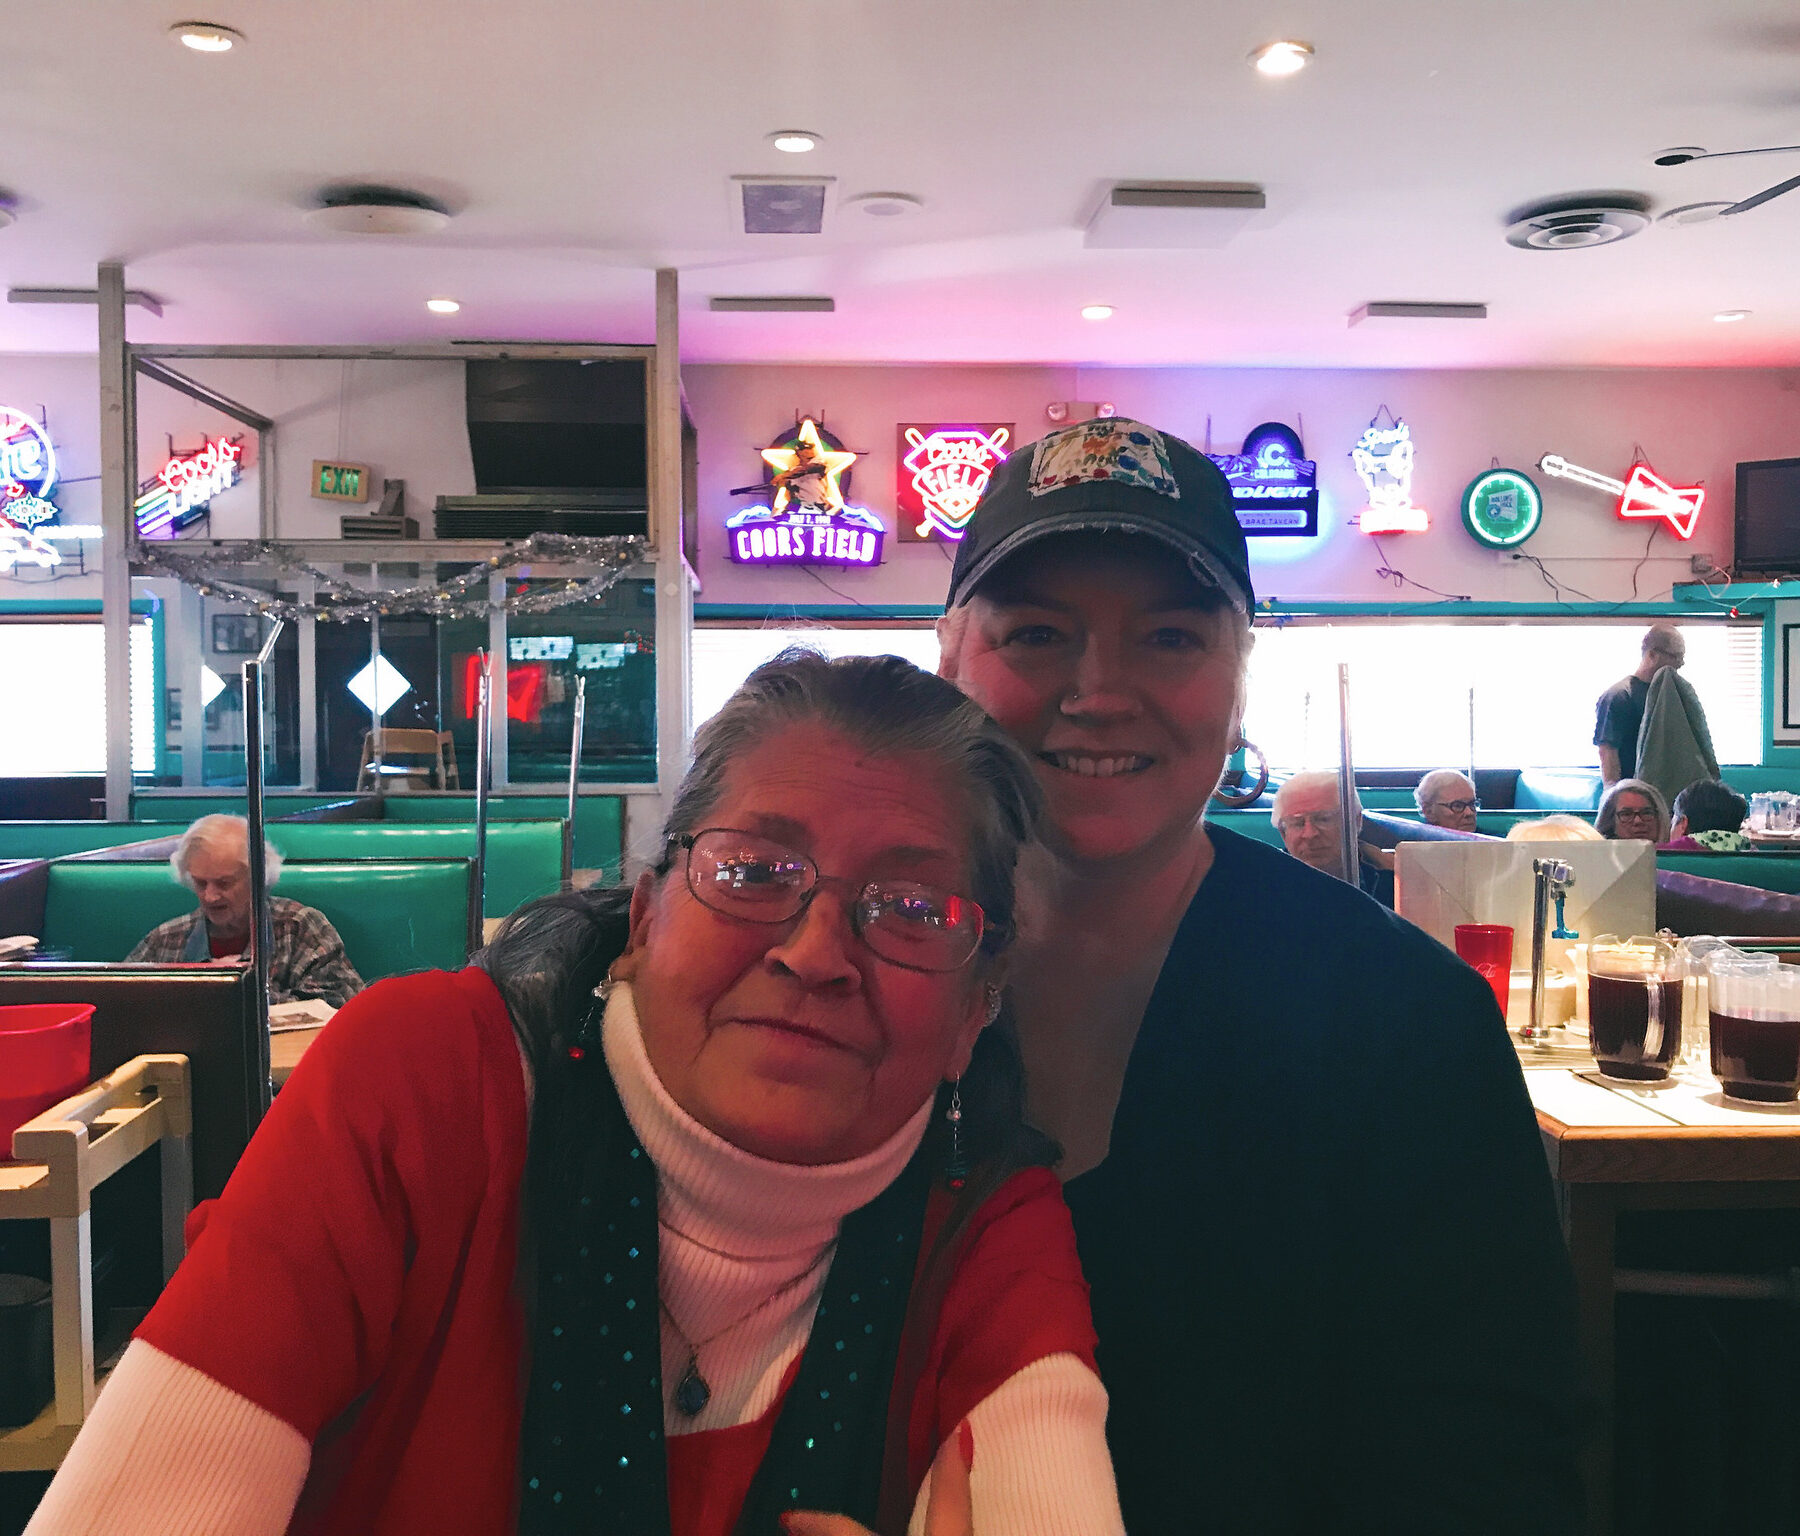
[
  {"xmin": 1271, "ymin": 769, "xmax": 1359, "ymax": 826},
  {"xmin": 1595, "ymin": 778, "xmax": 1671, "ymax": 843},
  {"xmin": 661, "ymin": 649, "xmax": 1042, "ymax": 954},
  {"xmin": 1415, "ymin": 769, "xmax": 1476, "ymax": 813},
  {"xmin": 1641, "ymin": 623, "xmax": 1685, "ymax": 662},
  {"xmin": 170, "ymin": 813, "xmax": 283, "ymax": 889}
]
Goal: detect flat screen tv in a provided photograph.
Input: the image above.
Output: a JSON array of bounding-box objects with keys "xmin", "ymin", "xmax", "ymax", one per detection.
[{"xmin": 1734, "ymin": 457, "xmax": 1800, "ymax": 577}]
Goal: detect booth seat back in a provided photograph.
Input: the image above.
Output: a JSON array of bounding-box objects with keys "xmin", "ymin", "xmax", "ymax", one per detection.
[
  {"xmin": 42, "ymin": 857, "xmax": 475, "ymax": 979},
  {"xmin": 264, "ymin": 820, "xmax": 565, "ymax": 918},
  {"xmin": 1657, "ymin": 851, "xmax": 1800, "ymax": 898},
  {"xmin": 382, "ymin": 794, "xmax": 624, "ymax": 876},
  {"xmin": 0, "ymin": 821, "xmax": 187, "ymax": 860},
  {"xmin": 133, "ymin": 793, "xmax": 350, "ymax": 822},
  {"xmin": 1514, "ymin": 769, "xmax": 1604, "ymax": 811},
  {"xmin": 1204, "ymin": 808, "xmax": 1288, "ymax": 848}
]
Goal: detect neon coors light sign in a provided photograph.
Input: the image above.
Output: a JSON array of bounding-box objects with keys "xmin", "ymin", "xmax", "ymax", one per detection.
[
  {"xmin": 727, "ymin": 418, "xmax": 885, "ymax": 568},
  {"xmin": 136, "ymin": 435, "xmax": 243, "ymax": 538}
]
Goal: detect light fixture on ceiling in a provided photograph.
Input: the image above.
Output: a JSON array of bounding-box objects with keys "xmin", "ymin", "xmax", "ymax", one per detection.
[
  {"xmin": 1080, "ymin": 304, "xmax": 1115, "ymax": 321},
  {"xmin": 1503, "ymin": 194, "xmax": 1651, "ymax": 250},
  {"xmin": 1714, "ymin": 309, "xmax": 1751, "ymax": 323},
  {"xmin": 425, "ymin": 297, "xmax": 461, "ymax": 314},
  {"xmin": 170, "ymin": 21, "xmax": 244, "ymax": 52},
  {"xmin": 1658, "ymin": 202, "xmax": 1734, "ymax": 227},
  {"xmin": 1251, "ymin": 39, "xmax": 1313, "ymax": 75},
  {"xmin": 709, "ymin": 296, "xmax": 835, "ymax": 312},
  {"xmin": 845, "ymin": 191, "xmax": 924, "ymax": 219},
  {"xmin": 1085, "ymin": 182, "xmax": 1266, "ymax": 249},
  {"xmin": 768, "ymin": 130, "xmax": 822, "ymax": 154},
  {"xmin": 1349, "ymin": 301, "xmax": 1488, "ymax": 326},
  {"xmin": 305, "ymin": 185, "xmax": 452, "ymax": 236}
]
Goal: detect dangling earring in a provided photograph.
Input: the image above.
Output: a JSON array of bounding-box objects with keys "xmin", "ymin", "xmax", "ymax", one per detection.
[
  {"xmin": 943, "ymin": 1077, "xmax": 968, "ymax": 1192},
  {"xmin": 983, "ymin": 985, "xmax": 1003, "ymax": 1026},
  {"xmin": 567, "ymin": 971, "xmax": 615, "ymax": 1063}
]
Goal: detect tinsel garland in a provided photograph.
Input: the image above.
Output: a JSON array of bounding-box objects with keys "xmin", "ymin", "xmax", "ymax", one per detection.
[{"xmin": 131, "ymin": 533, "xmax": 650, "ymax": 622}]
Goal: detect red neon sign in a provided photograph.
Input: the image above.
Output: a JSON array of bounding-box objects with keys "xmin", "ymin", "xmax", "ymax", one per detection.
[
  {"xmin": 896, "ymin": 424, "xmax": 1011, "ymax": 542},
  {"xmin": 460, "ymin": 655, "xmax": 547, "ymax": 723}
]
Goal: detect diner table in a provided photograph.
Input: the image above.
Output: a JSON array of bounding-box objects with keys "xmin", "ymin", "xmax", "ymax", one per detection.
[{"xmin": 1522, "ymin": 1051, "xmax": 1800, "ymax": 1536}]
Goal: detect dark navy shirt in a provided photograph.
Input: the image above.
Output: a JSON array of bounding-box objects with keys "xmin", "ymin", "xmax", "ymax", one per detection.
[{"xmin": 1594, "ymin": 673, "xmax": 1650, "ymax": 777}]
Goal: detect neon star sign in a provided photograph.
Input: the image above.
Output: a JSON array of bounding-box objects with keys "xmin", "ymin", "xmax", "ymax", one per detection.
[
  {"xmin": 897, "ymin": 424, "xmax": 1011, "ymax": 541},
  {"xmin": 1537, "ymin": 454, "xmax": 1704, "ymax": 540},
  {"xmin": 1206, "ymin": 421, "xmax": 1318, "ymax": 537},
  {"xmin": 1351, "ymin": 416, "xmax": 1428, "ymax": 534},
  {"xmin": 728, "ymin": 417, "xmax": 886, "ymax": 569},
  {"xmin": 0, "ymin": 406, "xmax": 60, "ymax": 531},
  {"xmin": 136, "ymin": 435, "xmax": 243, "ymax": 538}
]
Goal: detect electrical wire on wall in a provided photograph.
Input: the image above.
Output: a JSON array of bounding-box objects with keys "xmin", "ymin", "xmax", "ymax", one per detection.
[{"xmin": 1368, "ymin": 538, "xmax": 1473, "ymax": 604}]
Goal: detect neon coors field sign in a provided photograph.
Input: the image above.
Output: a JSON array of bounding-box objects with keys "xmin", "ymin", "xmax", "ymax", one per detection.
[{"xmin": 727, "ymin": 418, "xmax": 886, "ymax": 568}]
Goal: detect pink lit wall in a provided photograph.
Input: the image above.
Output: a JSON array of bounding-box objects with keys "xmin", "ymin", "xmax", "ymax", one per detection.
[{"xmin": 683, "ymin": 363, "xmax": 1800, "ymax": 609}]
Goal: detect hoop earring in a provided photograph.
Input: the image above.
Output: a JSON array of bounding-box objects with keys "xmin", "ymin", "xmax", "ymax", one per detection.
[
  {"xmin": 1210, "ymin": 737, "xmax": 1270, "ymax": 810},
  {"xmin": 943, "ymin": 1078, "xmax": 968, "ymax": 1192}
]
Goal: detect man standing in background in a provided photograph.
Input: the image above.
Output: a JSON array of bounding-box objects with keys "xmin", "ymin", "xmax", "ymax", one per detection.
[{"xmin": 1595, "ymin": 624, "xmax": 1687, "ymax": 784}]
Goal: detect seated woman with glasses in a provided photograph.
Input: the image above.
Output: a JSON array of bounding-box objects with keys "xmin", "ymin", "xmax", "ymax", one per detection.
[
  {"xmin": 29, "ymin": 652, "xmax": 1123, "ymax": 1536},
  {"xmin": 1596, "ymin": 776, "xmax": 1671, "ymax": 843}
]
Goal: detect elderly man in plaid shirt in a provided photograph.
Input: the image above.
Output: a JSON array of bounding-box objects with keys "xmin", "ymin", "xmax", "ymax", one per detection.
[{"xmin": 128, "ymin": 814, "xmax": 363, "ymax": 1007}]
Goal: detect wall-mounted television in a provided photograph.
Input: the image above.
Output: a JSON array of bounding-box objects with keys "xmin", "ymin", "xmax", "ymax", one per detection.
[{"xmin": 1734, "ymin": 457, "xmax": 1800, "ymax": 577}]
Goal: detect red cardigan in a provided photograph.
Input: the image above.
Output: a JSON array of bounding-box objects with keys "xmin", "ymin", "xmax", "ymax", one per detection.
[{"xmin": 138, "ymin": 968, "xmax": 1096, "ymax": 1536}]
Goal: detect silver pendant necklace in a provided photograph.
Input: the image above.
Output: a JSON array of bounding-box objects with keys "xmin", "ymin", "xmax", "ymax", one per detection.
[{"xmin": 658, "ymin": 1243, "xmax": 834, "ymax": 1418}]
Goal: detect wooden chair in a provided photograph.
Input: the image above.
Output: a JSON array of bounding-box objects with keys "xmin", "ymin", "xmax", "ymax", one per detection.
[{"xmin": 355, "ymin": 729, "xmax": 460, "ymax": 792}]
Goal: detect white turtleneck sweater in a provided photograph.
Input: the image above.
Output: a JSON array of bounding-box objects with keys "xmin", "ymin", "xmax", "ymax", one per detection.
[{"xmin": 27, "ymin": 984, "xmax": 1121, "ymax": 1536}]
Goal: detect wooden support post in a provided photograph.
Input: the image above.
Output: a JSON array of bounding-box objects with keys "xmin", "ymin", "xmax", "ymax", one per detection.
[{"xmin": 98, "ymin": 263, "xmax": 133, "ymax": 820}]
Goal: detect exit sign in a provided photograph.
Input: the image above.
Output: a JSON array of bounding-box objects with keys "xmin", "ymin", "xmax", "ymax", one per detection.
[{"xmin": 312, "ymin": 460, "xmax": 371, "ymax": 502}]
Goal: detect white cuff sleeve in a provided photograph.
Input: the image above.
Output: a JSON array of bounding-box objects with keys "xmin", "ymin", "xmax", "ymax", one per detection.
[
  {"xmin": 24, "ymin": 1339, "xmax": 311, "ymax": 1536},
  {"xmin": 906, "ymin": 1353, "xmax": 1124, "ymax": 1536}
]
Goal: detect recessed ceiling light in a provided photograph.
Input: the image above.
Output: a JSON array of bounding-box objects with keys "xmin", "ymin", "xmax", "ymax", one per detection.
[
  {"xmin": 1714, "ymin": 309, "xmax": 1751, "ymax": 323},
  {"xmin": 768, "ymin": 130, "xmax": 822, "ymax": 154},
  {"xmin": 1251, "ymin": 39, "xmax": 1313, "ymax": 76},
  {"xmin": 170, "ymin": 21, "xmax": 244, "ymax": 52},
  {"xmin": 845, "ymin": 191, "xmax": 924, "ymax": 218},
  {"xmin": 425, "ymin": 297, "xmax": 461, "ymax": 315},
  {"xmin": 1081, "ymin": 304, "xmax": 1115, "ymax": 321}
]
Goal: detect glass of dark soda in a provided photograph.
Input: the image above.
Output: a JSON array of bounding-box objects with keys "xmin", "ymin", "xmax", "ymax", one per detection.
[{"xmin": 1706, "ymin": 948, "xmax": 1800, "ymax": 1104}]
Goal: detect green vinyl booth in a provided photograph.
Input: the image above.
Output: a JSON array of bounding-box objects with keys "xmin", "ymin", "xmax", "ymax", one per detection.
[
  {"xmin": 135, "ymin": 793, "xmax": 624, "ymax": 880},
  {"xmin": 0, "ymin": 821, "xmax": 188, "ymax": 860},
  {"xmin": 262, "ymin": 821, "xmax": 567, "ymax": 919},
  {"xmin": 40, "ymin": 858, "xmax": 476, "ymax": 980}
]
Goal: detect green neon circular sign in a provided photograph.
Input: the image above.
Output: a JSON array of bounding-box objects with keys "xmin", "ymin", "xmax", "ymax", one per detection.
[{"xmin": 1461, "ymin": 468, "xmax": 1543, "ymax": 549}]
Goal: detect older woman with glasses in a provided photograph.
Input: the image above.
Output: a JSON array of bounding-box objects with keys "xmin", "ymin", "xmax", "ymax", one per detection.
[
  {"xmin": 937, "ymin": 418, "xmax": 1582, "ymax": 1534},
  {"xmin": 29, "ymin": 653, "xmax": 1123, "ymax": 1536},
  {"xmin": 1596, "ymin": 776, "xmax": 1671, "ymax": 843}
]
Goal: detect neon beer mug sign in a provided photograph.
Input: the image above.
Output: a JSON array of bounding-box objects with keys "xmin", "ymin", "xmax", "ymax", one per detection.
[
  {"xmin": 1351, "ymin": 414, "xmax": 1428, "ymax": 534},
  {"xmin": 727, "ymin": 417, "xmax": 886, "ymax": 568}
]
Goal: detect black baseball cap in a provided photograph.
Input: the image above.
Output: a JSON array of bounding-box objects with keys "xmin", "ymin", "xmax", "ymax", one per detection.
[{"xmin": 945, "ymin": 418, "xmax": 1254, "ymax": 613}]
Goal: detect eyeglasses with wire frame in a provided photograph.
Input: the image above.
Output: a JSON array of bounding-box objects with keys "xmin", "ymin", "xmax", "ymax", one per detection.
[{"xmin": 669, "ymin": 828, "xmax": 987, "ymax": 973}]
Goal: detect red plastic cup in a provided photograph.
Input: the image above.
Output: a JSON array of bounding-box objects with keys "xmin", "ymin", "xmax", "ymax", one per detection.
[
  {"xmin": 1455, "ymin": 924, "xmax": 1515, "ymax": 1017},
  {"xmin": 0, "ymin": 1004, "xmax": 95, "ymax": 1152}
]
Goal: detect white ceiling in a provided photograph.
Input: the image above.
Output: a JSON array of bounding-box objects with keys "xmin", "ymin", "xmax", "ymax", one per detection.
[{"xmin": 1, "ymin": 0, "xmax": 1797, "ymax": 367}]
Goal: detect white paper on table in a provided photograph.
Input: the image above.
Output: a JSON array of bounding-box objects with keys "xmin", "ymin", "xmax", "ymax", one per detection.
[
  {"xmin": 268, "ymin": 998, "xmax": 337, "ymax": 1030},
  {"xmin": 1396, "ymin": 840, "xmax": 1656, "ymax": 970},
  {"xmin": 1577, "ymin": 1068, "xmax": 1800, "ymax": 1126}
]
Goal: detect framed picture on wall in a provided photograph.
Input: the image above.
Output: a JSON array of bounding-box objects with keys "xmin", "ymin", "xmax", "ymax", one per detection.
[
  {"xmin": 1776, "ymin": 599, "xmax": 1800, "ymax": 746},
  {"xmin": 211, "ymin": 614, "xmax": 263, "ymax": 654}
]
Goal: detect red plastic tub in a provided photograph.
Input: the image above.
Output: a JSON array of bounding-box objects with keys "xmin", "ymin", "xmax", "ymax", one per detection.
[{"xmin": 0, "ymin": 1004, "xmax": 95, "ymax": 1154}]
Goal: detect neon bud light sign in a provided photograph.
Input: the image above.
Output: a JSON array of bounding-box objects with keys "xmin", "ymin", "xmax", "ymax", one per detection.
[
  {"xmin": 136, "ymin": 435, "xmax": 243, "ymax": 538},
  {"xmin": 0, "ymin": 406, "xmax": 60, "ymax": 531},
  {"xmin": 1206, "ymin": 422, "xmax": 1318, "ymax": 538},
  {"xmin": 1351, "ymin": 415, "xmax": 1428, "ymax": 534},
  {"xmin": 898, "ymin": 424, "xmax": 1010, "ymax": 541},
  {"xmin": 727, "ymin": 417, "xmax": 886, "ymax": 569}
]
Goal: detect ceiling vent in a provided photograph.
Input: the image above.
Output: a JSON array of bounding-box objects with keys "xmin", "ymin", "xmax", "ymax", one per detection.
[
  {"xmin": 1504, "ymin": 195, "xmax": 1650, "ymax": 251},
  {"xmin": 305, "ymin": 185, "xmax": 450, "ymax": 235},
  {"xmin": 1349, "ymin": 301, "xmax": 1488, "ymax": 325},
  {"xmin": 732, "ymin": 176, "xmax": 835, "ymax": 235},
  {"xmin": 1085, "ymin": 182, "xmax": 1266, "ymax": 249},
  {"xmin": 710, "ymin": 296, "xmax": 835, "ymax": 313}
]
